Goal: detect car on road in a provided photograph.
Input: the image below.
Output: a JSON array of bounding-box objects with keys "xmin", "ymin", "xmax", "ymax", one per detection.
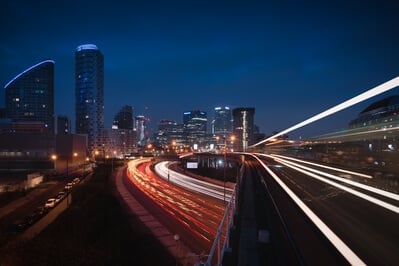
[
  {"xmin": 57, "ymin": 191, "xmax": 66, "ymax": 200},
  {"xmin": 45, "ymin": 198, "xmax": 57, "ymax": 208}
]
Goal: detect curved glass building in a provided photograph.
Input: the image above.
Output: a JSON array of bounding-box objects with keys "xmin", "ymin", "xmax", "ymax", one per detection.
[
  {"xmin": 75, "ymin": 44, "xmax": 104, "ymax": 154},
  {"xmin": 4, "ymin": 59, "xmax": 55, "ymax": 133},
  {"xmin": 349, "ymin": 95, "xmax": 399, "ymax": 129}
]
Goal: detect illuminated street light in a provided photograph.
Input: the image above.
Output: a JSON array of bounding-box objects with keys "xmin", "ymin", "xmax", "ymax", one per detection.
[
  {"xmin": 223, "ymin": 135, "xmax": 235, "ymax": 202},
  {"xmin": 112, "ymin": 150, "xmax": 116, "ymax": 172},
  {"xmin": 67, "ymin": 152, "xmax": 78, "ymax": 179},
  {"xmin": 51, "ymin": 154, "xmax": 57, "ymax": 171}
]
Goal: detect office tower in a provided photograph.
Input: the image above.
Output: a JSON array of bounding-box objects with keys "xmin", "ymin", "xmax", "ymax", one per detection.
[
  {"xmin": 110, "ymin": 105, "xmax": 136, "ymax": 155},
  {"xmin": 4, "ymin": 59, "xmax": 55, "ymax": 133},
  {"xmin": 57, "ymin": 115, "xmax": 70, "ymax": 135},
  {"xmin": 183, "ymin": 110, "xmax": 207, "ymax": 147},
  {"xmin": 233, "ymin": 107, "xmax": 255, "ymax": 152},
  {"xmin": 136, "ymin": 115, "xmax": 146, "ymax": 147},
  {"xmin": 213, "ymin": 106, "xmax": 232, "ymax": 136},
  {"xmin": 113, "ymin": 105, "xmax": 133, "ymax": 129},
  {"xmin": 75, "ymin": 44, "xmax": 104, "ymax": 154}
]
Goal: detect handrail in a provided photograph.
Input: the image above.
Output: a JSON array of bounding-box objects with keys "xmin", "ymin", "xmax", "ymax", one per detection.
[
  {"xmin": 205, "ymin": 185, "xmax": 236, "ymax": 266},
  {"xmin": 206, "ymin": 162, "xmax": 243, "ymax": 266}
]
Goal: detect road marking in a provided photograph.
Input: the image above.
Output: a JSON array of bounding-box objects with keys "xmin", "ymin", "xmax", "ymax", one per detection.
[{"xmin": 250, "ymin": 154, "xmax": 366, "ymax": 266}]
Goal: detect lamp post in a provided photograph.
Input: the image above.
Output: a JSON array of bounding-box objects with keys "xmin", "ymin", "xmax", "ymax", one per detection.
[
  {"xmin": 84, "ymin": 157, "xmax": 89, "ymax": 175},
  {"xmin": 67, "ymin": 152, "xmax": 78, "ymax": 179},
  {"xmin": 223, "ymin": 136, "xmax": 227, "ymax": 203},
  {"xmin": 174, "ymin": 234, "xmax": 180, "ymax": 266},
  {"xmin": 51, "ymin": 154, "xmax": 57, "ymax": 173},
  {"xmin": 112, "ymin": 150, "xmax": 116, "ymax": 172},
  {"xmin": 223, "ymin": 135, "xmax": 235, "ymax": 203}
]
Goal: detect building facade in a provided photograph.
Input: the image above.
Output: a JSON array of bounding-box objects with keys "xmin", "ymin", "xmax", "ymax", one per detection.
[
  {"xmin": 213, "ymin": 106, "xmax": 232, "ymax": 136},
  {"xmin": 233, "ymin": 107, "xmax": 255, "ymax": 152},
  {"xmin": 110, "ymin": 105, "xmax": 136, "ymax": 156},
  {"xmin": 4, "ymin": 59, "xmax": 55, "ymax": 134},
  {"xmin": 57, "ymin": 115, "xmax": 70, "ymax": 135},
  {"xmin": 75, "ymin": 44, "xmax": 104, "ymax": 155},
  {"xmin": 183, "ymin": 110, "xmax": 207, "ymax": 149},
  {"xmin": 113, "ymin": 105, "xmax": 133, "ymax": 130}
]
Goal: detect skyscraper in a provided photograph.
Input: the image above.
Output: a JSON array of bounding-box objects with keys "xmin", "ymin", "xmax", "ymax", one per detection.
[
  {"xmin": 75, "ymin": 44, "xmax": 104, "ymax": 154},
  {"xmin": 113, "ymin": 105, "xmax": 133, "ymax": 130},
  {"xmin": 183, "ymin": 110, "xmax": 207, "ymax": 147},
  {"xmin": 57, "ymin": 115, "xmax": 70, "ymax": 135},
  {"xmin": 4, "ymin": 59, "xmax": 55, "ymax": 133},
  {"xmin": 213, "ymin": 106, "xmax": 232, "ymax": 136},
  {"xmin": 233, "ymin": 107, "xmax": 255, "ymax": 152}
]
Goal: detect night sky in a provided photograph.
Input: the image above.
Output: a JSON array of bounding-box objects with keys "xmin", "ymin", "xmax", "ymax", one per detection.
[{"xmin": 1, "ymin": 0, "xmax": 399, "ymax": 138}]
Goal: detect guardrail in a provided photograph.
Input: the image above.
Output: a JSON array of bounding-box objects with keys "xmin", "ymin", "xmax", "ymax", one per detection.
[{"xmin": 206, "ymin": 163, "xmax": 243, "ymax": 266}]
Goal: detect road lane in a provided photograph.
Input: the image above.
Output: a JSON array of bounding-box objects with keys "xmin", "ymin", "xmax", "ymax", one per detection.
[
  {"xmin": 125, "ymin": 158, "xmax": 227, "ymax": 256},
  {"xmin": 257, "ymin": 154, "xmax": 399, "ymax": 265}
]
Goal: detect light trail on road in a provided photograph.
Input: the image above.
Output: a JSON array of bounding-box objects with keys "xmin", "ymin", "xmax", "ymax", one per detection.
[
  {"xmin": 154, "ymin": 161, "xmax": 233, "ymax": 201},
  {"xmin": 264, "ymin": 154, "xmax": 399, "ymax": 213},
  {"xmin": 126, "ymin": 158, "xmax": 226, "ymax": 249},
  {"xmin": 248, "ymin": 153, "xmax": 367, "ymax": 266}
]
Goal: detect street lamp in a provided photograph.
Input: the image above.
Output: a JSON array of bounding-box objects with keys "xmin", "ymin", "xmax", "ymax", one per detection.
[
  {"xmin": 223, "ymin": 136, "xmax": 227, "ymax": 203},
  {"xmin": 112, "ymin": 150, "xmax": 116, "ymax": 172},
  {"xmin": 223, "ymin": 135, "xmax": 235, "ymax": 203},
  {"xmin": 51, "ymin": 154, "xmax": 57, "ymax": 172},
  {"xmin": 174, "ymin": 234, "xmax": 180, "ymax": 266},
  {"xmin": 67, "ymin": 152, "xmax": 78, "ymax": 179},
  {"xmin": 84, "ymin": 157, "xmax": 89, "ymax": 175}
]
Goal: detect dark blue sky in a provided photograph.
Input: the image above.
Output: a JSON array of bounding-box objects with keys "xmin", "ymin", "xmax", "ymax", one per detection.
[{"xmin": 1, "ymin": 0, "xmax": 399, "ymax": 137}]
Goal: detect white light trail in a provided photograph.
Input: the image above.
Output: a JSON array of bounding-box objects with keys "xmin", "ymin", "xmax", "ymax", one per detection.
[
  {"xmin": 154, "ymin": 161, "xmax": 233, "ymax": 201},
  {"xmin": 268, "ymin": 154, "xmax": 373, "ymax": 179},
  {"xmin": 250, "ymin": 76, "xmax": 399, "ymax": 147},
  {"xmin": 248, "ymin": 153, "xmax": 366, "ymax": 266},
  {"xmin": 269, "ymin": 155, "xmax": 399, "ymax": 214}
]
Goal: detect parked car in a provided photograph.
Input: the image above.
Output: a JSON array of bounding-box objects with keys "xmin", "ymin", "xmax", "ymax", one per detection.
[
  {"xmin": 45, "ymin": 198, "xmax": 57, "ymax": 208},
  {"xmin": 57, "ymin": 191, "xmax": 66, "ymax": 200},
  {"xmin": 64, "ymin": 183, "xmax": 72, "ymax": 190}
]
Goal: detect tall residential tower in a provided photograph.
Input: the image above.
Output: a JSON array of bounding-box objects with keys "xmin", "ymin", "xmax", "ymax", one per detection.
[
  {"xmin": 75, "ymin": 44, "xmax": 104, "ymax": 154},
  {"xmin": 4, "ymin": 59, "xmax": 55, "ymax": 133}
]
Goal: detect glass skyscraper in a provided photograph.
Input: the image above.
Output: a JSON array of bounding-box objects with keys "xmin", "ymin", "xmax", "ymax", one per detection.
[
  {"xmin": 113, "ymin": 105, "xmax": 133, "ymax": 130},
  {"xmin": 4, "ymin": 59, "xmax": 55, "ymax": 133},
  {"xmin": 183, "ymin": 110, "xmax": 207, "ymax": 147},
  {"xmin": 213, "ymin": 106, "xmax": 232, "ymax": 136},
  {"xmin": 75, "ymin": 44, "xmax": 104, "ymax": 154},
  {"xmin": 233, "ymin": 107, "xmax": 255, "ymax": 152}
]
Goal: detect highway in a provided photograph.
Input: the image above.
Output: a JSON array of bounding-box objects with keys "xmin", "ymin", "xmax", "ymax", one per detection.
[
  {"xmin": 154, "ymin": 161, "xmax": 233, "ymax": 201},
  {"xmin": 249, "ymin": 153, "xmax": 399, "ymax": 265},
  {"xmin": 125, "ymin": 158, "xmax": 228, "ymax": 255}
]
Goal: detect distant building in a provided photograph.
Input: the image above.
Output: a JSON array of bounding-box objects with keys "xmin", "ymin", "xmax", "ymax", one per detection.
[
  {"xmin": 183, "ymin": 110, "xmax": 207, "ymax": 149},
  {"xmin": 155, "ymin": 119, "xmax": 177, "ymax": 148},
  {"xmin": 55, "ymin": 134, "xmax": 88, "ymax": 165},
  {"xmin": 349, "ymin": 95, "xmax": 399, "ymax": 129},
  {"xmin": 57, "ymin": 115, "xmax": 70, "ymax": 135},
  {"xmin": 4, "ymin": 59, "xmax": 55, "ymax": 134},
  {"xmin": 154, "ymin": 119, "xmax": 186, "ymax": 150},
  {"xmin": 109, "ymin": 105, "xmax": 136, "ymax": 156},
  {"xmin": 0, "ymin": 132, "xmax": 55, "ymax": 170},
  {"xmin": 233, "ymin": 107, "xmax": 255, "ymax": 152},
  {"xmin": 213, "ymin": 106, "xmax": 232, "ymax": 136},
  {"xmin": 113, "ymin": 105, "xmax": 133, "ymax": 130},
  {"xmin": 75, "ymin": 44, "xmax": 104, "ymax": 155},
  {"xmin": 135, "ymin": 115, "xmax": 148, "ymax": 147}
]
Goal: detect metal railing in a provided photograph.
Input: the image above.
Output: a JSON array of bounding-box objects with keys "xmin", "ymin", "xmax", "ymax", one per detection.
[{"xmin": 206, "ymin": 163, "xmax": 243, "ymax": 266}]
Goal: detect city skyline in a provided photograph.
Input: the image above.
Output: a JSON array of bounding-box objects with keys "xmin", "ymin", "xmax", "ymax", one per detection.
[{"xmin": 2, "ymin": 1, "xmax": 399, "ymax": 139}]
